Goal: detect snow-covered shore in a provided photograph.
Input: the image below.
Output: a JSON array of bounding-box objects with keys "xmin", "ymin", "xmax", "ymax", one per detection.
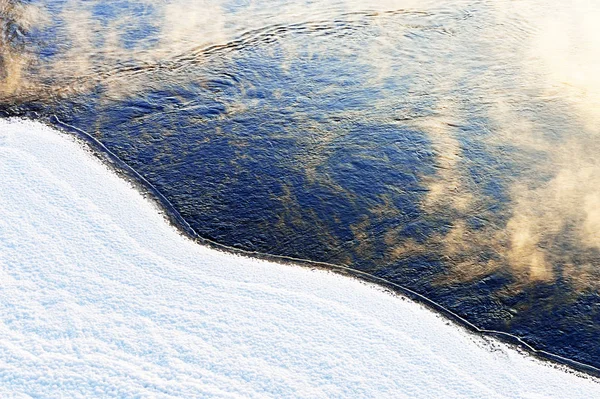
[{"xmin": 0, "ymin": 118, "xmax": 598, "ymax": 398}]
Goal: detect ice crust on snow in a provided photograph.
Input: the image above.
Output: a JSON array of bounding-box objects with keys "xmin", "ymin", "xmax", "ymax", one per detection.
[{"xmin": 0, "ymin": 118, "xmax": 598, "ymax": 398}]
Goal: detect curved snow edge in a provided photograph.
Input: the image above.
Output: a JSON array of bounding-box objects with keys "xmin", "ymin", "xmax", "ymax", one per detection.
[{"xmin": 45, "ymin": 115, "xmax": 600, "ymax": 379}]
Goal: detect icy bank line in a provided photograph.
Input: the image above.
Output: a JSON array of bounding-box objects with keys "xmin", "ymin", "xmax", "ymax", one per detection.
[{"xmin": 50, "ymin": 116, "xmax": 600, "ymax": 378}]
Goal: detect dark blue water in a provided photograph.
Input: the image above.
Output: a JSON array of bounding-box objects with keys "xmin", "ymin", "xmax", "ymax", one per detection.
[{"xmin": 2, "ymin": 0, "xmax": 600, "ymax": 372}]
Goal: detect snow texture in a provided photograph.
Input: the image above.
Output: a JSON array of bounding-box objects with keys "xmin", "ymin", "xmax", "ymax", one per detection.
[{"xmin": 0, "ymin": 118, "xmax": 598, "ymax": 398}]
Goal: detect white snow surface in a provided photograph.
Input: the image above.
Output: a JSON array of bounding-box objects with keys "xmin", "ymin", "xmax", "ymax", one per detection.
[{"xmin": 0, "ymin": 118, "xmax": 598, "ymax": 398}]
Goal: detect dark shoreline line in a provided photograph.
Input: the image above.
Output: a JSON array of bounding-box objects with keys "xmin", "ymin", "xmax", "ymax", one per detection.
[{"xmin": 38, "ymin": 115, "xmax": 600, "ymax": 380}]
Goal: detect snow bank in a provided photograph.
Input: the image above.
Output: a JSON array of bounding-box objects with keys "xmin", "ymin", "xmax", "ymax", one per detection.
[{"xmin": 0, "ymin": 118, "xmax": 598, "ymax": 398}]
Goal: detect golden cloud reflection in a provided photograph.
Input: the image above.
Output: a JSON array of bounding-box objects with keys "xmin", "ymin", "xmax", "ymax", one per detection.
[
  {"xmin": 3, "ymin": 0, "xmax": 600, "ymax": 293},
  {"xmin": 526, "ymin": 1, "xmax": 600, "ymax": 133},
  {"xmin": 395, "ymin": 1, "xmax": 600, "ymax": 290},
  {"xmin": 1, "ymin": 0, "xmax": 455, "ymax": 100},
  {"xmin": 0, "ymin": 0, "xmax": 49, "ymax": 96}
]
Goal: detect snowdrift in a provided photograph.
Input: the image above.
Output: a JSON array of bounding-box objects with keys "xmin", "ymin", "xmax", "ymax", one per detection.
[{"xmin": 0, "ymin": 119, "xmax": 598, "ymax": 398}]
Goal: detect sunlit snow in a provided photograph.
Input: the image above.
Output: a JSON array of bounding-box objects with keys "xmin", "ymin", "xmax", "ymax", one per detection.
[{"xmin": 0, "ymin": 118, "xmax": 598, "ymax": 398}]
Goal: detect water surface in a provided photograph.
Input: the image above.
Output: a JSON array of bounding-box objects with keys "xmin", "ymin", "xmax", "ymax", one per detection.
[{"xmin": 2, "ymin": 0, "xmax": 600, "ymax": 371}]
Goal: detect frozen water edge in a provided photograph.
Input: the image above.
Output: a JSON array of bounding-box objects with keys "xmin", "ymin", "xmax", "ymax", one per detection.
[{"xmin": 0, "ymin": 118, "xmax": 598, "ymax": 398}]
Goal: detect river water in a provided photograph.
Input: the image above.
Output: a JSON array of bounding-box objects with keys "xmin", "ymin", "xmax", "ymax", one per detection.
[{"xmin": 2, "ymin": 0, "xmax": 600, "ymax": 371}]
